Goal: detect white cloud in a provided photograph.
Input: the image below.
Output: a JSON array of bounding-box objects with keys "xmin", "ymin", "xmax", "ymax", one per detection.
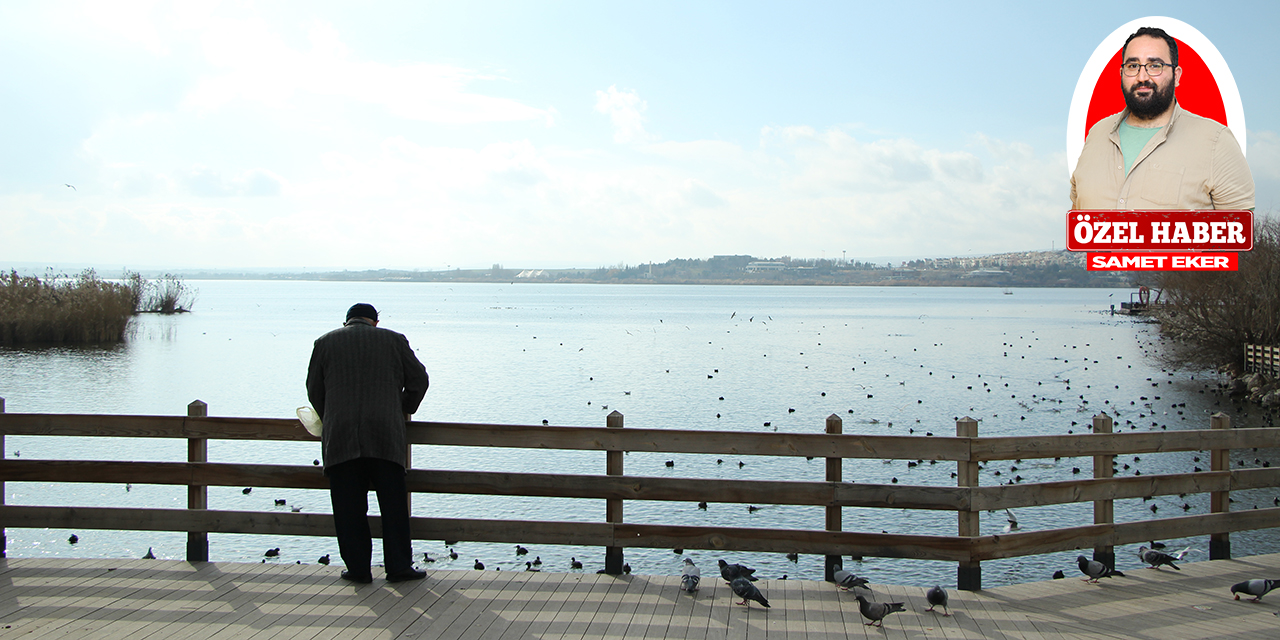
[{"xmin": 595, "ymin": 86, "xmax": 655, "ymax": 144}]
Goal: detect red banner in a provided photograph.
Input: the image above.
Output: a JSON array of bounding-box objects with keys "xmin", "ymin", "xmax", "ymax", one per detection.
[
  {"xmin": 1067, "ymin": 210, "xmax": 1253, "ymax": 251},
  {"xmin": 1086, "ymin": 252, "xmax": 1238, "ymax": 271}
]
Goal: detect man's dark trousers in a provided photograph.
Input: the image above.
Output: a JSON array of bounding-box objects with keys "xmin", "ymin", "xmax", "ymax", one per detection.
[{"xmin": 328, "ymin": 458, "xmax": 414, "ymax": 576}]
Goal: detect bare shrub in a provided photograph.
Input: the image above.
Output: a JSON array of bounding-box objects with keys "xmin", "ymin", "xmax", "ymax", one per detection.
[
  {"xmin": 140, "ymin": 274, "xmax": 197, "ymax": 314},
  {"xmin": 1153, "ymin": 217, "xmax": 1280, "ymax": 372}
]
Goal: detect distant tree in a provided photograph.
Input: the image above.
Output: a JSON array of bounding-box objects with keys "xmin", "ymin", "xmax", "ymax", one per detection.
[{"xmin": 1153, "ymin": 218, "xmax": 1280, "ymax": 372}]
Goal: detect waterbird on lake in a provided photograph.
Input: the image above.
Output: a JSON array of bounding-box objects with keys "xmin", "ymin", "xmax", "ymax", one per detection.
[
  {"xmin": 1053, "ymin": 570, "xmax": 1066, "ymax": 579},
  {"xmin": 449, "ymin": 548, "xmax": 458, "ymax": 560},
  {"xmin": 623, "ymin": 563, "xmax": 631, "ymax": 574},
  {"xmin": 318, "ymin": 554, "xmax": 330, "ymax": 565},
  {"xmin": 697, "ymin": 501, "xmax": 707, "ymax": 509},
  {"xmin": 1231, "ymin": 579, "xmax": 1279, "ymax": 601},
  {"xmin": 925, "ymin": 585, "xmax": 950, "ymax": 616},
  {"xmin": 525, "ymin": 561, "xmax": 539, "ymax": 572},
  {"xmin": 422, "ymin": 552, "xmax": 434, "ymax": 563},
  {"xmin": 532, "ymin": 556, "xmax": 541, "ymax": 566},
  {"xmin": 1138, "ymin": 545, "xmax": 1181, "ymax": 570},
  {"xmin": 143, "ymin": 547, "xmax": 156, "ymax": 559},
  {"xmin": 1077, "ymin": 555, "xmax": 1123, "ymax": 582},
  {"xmin": 474, "ymin": 560, "xmax": 485, "ymax": 570},
  {"xmin": 291, "ymin": 506, "xmax": 302, "ymax": 512},
  {"xmin": 265, "ymin": 548, "xmax": 280, "ymax": 557},
  {"xmin": 275, "ymin": 499, "xmax": 286, "ymax": 506},
  {"xmin": 515, "ymin": 545, "xmax": 528, "ymax": 556},
  {"xmin": 731, "ymin": 576, "xmax": 770, "ymax": 608},
  {"xmin": 785, "ymin": 552, "xmax": 799, "ymax": 563},
  {"xmin": 680, "ymin": 558, "xmax": 700, "ymax": 592},
  {"xmin": 242, "ymin": 488, "xmax": 252, "ymax": 495},
  {"xmin": 718, "ymin": 559, "xmax": 758, "ymax": 582},
  {"xmin": 570, "ymin": 557, "xmax": 583, "ymax": 570},
  {"xmin": 68, "ymin": 534, "xmax": 78, "ymax": 544},
  {"xmin": 855, "ymin": 595, "xmax": 904, "ymax": 627}
]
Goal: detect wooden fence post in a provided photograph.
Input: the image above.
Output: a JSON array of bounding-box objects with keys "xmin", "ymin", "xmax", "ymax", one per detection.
[
  {"xmin": 956, "ymin": 416, "xmax": 980, "ymax": 591},
  {"xmin": 187, "ymin": 400, "xmax": 209, "ymax": 562},
  {"xmin": 1210, "ymin": 412, "xmax": 1231, "ymax": 560},
  {"xmin": 824, "ymin": 414, "xmax": 842, "ymax": 582},
  {"xmin": 0, "ymin": 396, "xmax": 6, "ymax": 558},
  {"xmin": 1092, "ymin": 412, "xmax": 1114, "ymax": 570},
  {"xmin": 604, "ymin": 411, "xmax": 624, "ymax": 575}
]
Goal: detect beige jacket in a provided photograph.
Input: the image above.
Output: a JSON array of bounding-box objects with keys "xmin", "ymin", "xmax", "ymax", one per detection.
[{"xmin": 1070, "ymin": 102, "xmax": 1254, "ymax": 210}]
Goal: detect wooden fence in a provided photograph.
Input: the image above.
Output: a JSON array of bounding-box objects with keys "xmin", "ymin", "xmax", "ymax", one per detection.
[
  {"xmin": 0, "ymin": 397, "xmax": 1278, "ymax": 591},
  {"xmin": 1245, "ymin": 343, "xmax": 1280, "ymax": 378}
]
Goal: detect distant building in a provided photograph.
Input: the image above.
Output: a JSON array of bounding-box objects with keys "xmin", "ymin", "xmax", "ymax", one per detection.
[{"xmin": 745, "ymin": 262, "xmax": 786, "ymax": 272}]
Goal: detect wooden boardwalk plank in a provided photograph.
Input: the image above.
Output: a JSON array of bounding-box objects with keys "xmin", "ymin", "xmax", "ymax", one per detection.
[{"xmin": 0, "ymin": 553, "xmax": 1278, "ymax": 639}]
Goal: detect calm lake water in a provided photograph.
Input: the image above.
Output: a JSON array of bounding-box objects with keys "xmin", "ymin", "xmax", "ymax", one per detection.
[{"xmin": 1, "ymin": 281, "xmax": 1276, "ymax": 588}]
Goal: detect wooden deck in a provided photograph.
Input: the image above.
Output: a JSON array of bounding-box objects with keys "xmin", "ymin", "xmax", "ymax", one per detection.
[{"xmin": 0, "ymin": 553, "xmax": 1277, "ymax": 639}]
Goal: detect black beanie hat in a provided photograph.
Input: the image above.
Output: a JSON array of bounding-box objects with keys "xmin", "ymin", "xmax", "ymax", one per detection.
[{"xmin": 346, "ymin": 303, "xmax": 378, "ymax": 322}]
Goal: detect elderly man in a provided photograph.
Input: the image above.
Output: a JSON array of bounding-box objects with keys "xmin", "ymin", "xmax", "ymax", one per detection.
[
  {"xmin": 1070, "ymin": 26, "xmax": 1253, "ymax": 210},
  {"xmin": 307, "ymin": 303, "xmax": 429, "ymax": 583}
]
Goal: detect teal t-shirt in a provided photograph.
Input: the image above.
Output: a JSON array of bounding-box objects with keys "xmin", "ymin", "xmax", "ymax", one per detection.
[{"xmin": 1118, "ymin": 119, "xmax": 1163, "ymax": 175}]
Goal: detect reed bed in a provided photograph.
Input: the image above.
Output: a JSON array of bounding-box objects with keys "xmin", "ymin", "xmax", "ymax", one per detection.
[{"xmin": 0, "ymin": 269, "xmax": 140, "ymax": 346}]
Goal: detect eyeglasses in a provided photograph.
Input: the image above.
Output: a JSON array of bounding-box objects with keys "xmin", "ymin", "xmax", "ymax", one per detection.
[{"xmin": 1121, "ymin": 61, "xmax": 1169, "ymax": 77}]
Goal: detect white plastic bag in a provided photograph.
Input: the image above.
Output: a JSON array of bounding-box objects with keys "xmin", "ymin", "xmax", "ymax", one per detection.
[{"xmin": 296, "ymin": 406, "xmax": 323, "ymax": 437}]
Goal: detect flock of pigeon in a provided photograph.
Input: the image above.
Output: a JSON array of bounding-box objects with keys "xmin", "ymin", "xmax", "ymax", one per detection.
[
  {"xmin": 673, "ymin": 558, "xmax": 932, "ymax": 627},
  {"xmin": 1073, "ymin": 543, "xmax": 1279, "ymax": 605}
]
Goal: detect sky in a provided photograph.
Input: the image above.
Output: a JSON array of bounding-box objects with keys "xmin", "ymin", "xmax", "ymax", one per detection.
[{"xmin": 3, "ymin": 1, "xmax": 1279, "ymax": 271}]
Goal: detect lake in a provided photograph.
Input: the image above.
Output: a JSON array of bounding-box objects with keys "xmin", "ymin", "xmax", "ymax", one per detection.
[{"xmin": 1, "ymin": 281, "xmax": 1275, "ymax": 587}]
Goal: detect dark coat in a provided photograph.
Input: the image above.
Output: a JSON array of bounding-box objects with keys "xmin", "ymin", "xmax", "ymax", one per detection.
[{"xmin": 306, "ymin": 320, "xmax": 429, "ymax": 471}]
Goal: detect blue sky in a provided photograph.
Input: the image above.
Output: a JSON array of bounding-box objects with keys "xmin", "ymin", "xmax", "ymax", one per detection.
[{"xmin": 3, "ymin": 1, "xmax": 1277, "ymax": 270}]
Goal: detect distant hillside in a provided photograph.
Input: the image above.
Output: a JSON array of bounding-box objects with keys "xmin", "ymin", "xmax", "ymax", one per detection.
[{"xmin": 174, "ymin": 250, "xmax": 1129, "ymax": 288}]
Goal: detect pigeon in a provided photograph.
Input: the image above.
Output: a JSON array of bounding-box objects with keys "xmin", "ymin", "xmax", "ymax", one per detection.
[
  {"xmin": 730, "ymin": 577, "xmax": 770, "ymax": 608},
  {"xmin": 1077, "ymin": 555, "xmax": 1124, "ymax": 582},
  {"xmin": 719, "ymin": 559, "xmax": 758, "ymax": 582},
  {"xmin": 1231, "ymin": 579, "xmax": 1279, "ymax": 602},
  {"xmin": 1137, "ymin": 545, "xmax": 1180, "ymax": 570},
  {"xmin": 855, "ymin": 595, "xmax": 904, "ymax": 627},
  {"xmin": 925, "ymin": 585, "xmax": 950, "ymax": 616},
  {"xmin": 681, "ymin": 558, "xmax": 701, "ymax": 592},
  {"xmin": 833, "ymin": 568, "xmax": 869, "ymax": 591}
]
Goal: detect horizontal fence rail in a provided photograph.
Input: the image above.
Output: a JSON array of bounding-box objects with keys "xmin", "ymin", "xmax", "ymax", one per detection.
[{"xmin": 0, "ymin": 397, "xmax": 1278, "ymax": 590}]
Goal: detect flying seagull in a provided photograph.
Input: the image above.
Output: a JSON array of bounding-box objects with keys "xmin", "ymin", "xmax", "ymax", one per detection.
[{"xmin": 64, "ymin": 184, "xmax": 75, "ymax": 190}]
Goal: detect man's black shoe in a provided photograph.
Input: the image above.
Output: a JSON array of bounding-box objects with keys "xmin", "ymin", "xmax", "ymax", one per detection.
[
  {"xmin": 386, "ymin": 569, "xmax": 427, "ymax": 583},
  {"xmin": 341, "ymin": 570, "xmax": 373, "ymax": 584}
]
